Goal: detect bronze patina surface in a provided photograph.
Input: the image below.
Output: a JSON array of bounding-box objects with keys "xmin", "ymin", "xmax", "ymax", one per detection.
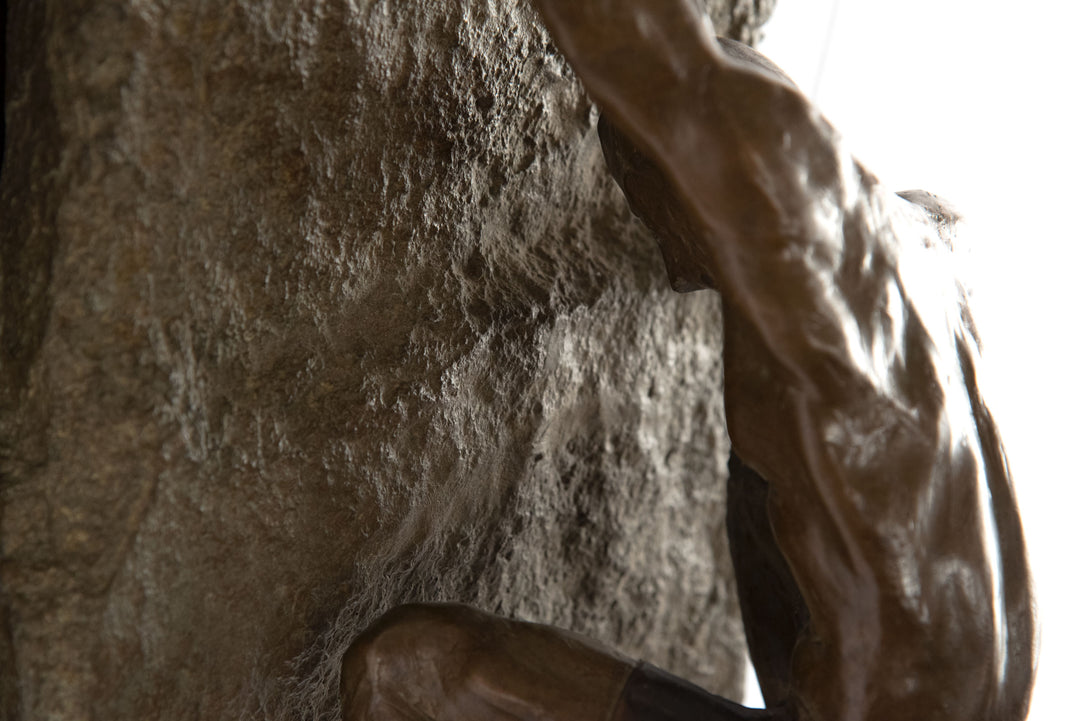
[{"xmin": 340, "ymin": 3, "xmax": 1036, "ymax": 720}]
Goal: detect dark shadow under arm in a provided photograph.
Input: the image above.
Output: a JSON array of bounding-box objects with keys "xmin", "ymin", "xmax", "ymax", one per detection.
[{"xmin": 612, "ymin": 662, "xmax": 795, "ymax": 721}]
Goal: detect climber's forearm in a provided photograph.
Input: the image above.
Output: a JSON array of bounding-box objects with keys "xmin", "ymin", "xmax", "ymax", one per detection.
[{"xmin": 340, "ymin": 603, "xmax": 634, "ymax": 721}]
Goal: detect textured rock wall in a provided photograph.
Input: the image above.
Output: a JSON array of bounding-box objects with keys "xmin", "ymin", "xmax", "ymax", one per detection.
[{"xmin": 0, "ymin": 1, "xmax": 774, "ymax": 718}]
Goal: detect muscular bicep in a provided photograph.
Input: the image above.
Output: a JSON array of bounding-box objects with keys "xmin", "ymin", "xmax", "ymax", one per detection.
[{"xmin": 534, "ymin": 0, "xmax": 927, "ymax": 404}]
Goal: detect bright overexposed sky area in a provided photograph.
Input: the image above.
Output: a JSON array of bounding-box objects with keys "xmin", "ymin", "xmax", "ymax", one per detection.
[{"xmin": 740, "ymin": 2, "xmax": 1080, "ymax": 717}]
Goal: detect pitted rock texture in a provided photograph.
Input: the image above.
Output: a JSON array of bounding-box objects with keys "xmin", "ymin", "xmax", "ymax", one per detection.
[{"xmin": 0, "ymin": 1, "xmax": 774, "ymax": 718}]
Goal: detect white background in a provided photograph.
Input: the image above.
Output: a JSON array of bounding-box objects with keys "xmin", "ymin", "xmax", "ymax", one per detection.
[{"xmin": 741, "ymin": 2, "xmax": 1080, "ymax": 717}]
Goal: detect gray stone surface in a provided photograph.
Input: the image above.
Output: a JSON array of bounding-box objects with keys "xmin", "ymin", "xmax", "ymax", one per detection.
[{"xmin": 0, "ymin": 1, "xmax": 774, "ymax": 718}]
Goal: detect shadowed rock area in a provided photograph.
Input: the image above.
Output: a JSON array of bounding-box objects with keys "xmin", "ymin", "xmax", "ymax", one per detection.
[{"xmin": 0, "ymin": 1, "xmax": 774, "ymax": 718}]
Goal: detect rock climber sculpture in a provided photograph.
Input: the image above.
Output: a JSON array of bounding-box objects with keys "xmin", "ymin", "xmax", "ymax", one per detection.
[{"xmin": 339, "ymin": 2, "xmax": 1036, "ymax": 720}]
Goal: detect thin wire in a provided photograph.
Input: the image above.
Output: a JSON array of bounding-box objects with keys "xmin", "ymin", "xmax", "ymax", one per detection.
[{"xmin": 811, "ymin": 0, "xmax": 843, "ymax": 102}]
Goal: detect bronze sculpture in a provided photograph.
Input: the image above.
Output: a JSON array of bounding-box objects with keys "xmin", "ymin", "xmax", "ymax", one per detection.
[{"xmin": 340, "ymin": 2, "xmax": 1036, "ymax": 720}]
